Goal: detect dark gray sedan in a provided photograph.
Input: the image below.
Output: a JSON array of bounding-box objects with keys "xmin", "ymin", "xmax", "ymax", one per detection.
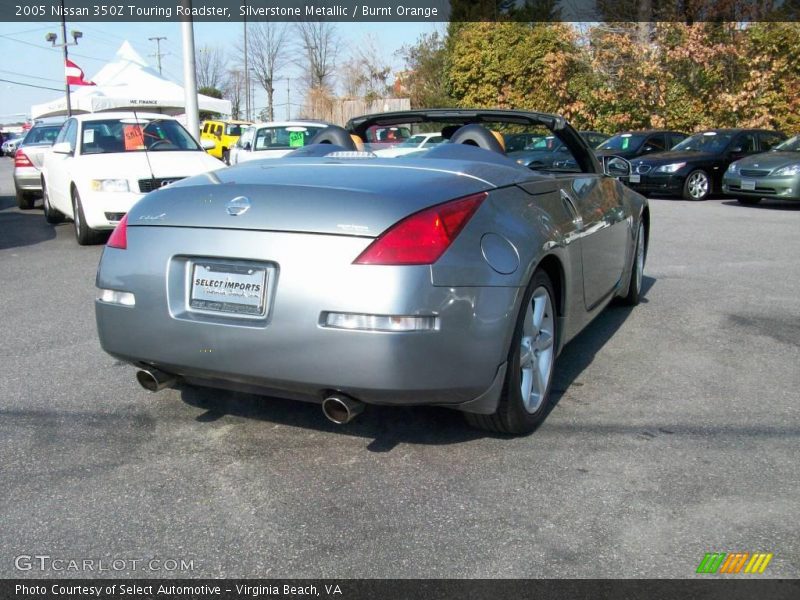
[
  {"xmin": 723, "ymin": 135, "xmax": 800, "ymax": 204},
  {"xmin": 95, "ymin": 109, "xmax": 649, "ymax": 435}
]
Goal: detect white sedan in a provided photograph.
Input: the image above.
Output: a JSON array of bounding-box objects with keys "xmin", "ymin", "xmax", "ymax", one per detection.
[
  {"xmin": 372, "ymin": 132, "xmax": 445, "ymax": 157},
  {"xmin": 41, "ymin": 112, "xmax": 223, "ymax": 244},
  {"xmin": 229, "ymin": 120, "xmax": 329, "ymax": 165}
]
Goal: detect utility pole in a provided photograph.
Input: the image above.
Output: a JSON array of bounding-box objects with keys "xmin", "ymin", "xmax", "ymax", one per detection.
[
  {"xmin": 180, "ymin": 1, "xmax": 199, "ymax": 140},
  {"xmin": 148, "ymin": 36, "xmax": 168, "ymax": 75},
  {"xmin": 243, "ymin": 7, "xmax": 250, "ymax": 121},
  {"xmin": 46, "ymin": 0, "xmax": 82, "ymax": 117},
  {"xmin": 286, "ymin": 78, "xmax": 291, "ymax": 120}
]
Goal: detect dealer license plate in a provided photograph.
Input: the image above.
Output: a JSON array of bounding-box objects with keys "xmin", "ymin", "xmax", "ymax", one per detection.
[
  {"xmin": 741, "ymin": 178, "xmax": 756, "ymax": 191},
  {"xmin": 629, "ymin": 174, "xmax": 641, "ymax": 183},
  {"xmin": 190, "ymin": 263, "xmax": 268, "ymax": 316}
]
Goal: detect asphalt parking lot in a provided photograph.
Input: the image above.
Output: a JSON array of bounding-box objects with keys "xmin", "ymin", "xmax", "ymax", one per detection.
[{"xmin": 0, "ymin": 157, "xmax": 798, "ymax": 579}]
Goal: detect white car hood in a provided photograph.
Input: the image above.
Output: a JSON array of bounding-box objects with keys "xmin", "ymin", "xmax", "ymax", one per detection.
[{"xmin": 74, "ymin": 151, "xmax": 223, "ymax": 182}]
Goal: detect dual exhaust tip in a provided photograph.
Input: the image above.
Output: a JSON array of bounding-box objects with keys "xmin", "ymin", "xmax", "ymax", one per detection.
[
  {"xmin": 321, "ymin": 394, "xmax": 365, "ymax": 425},
  {"xmin": 136, "ymin": 369, "xmax": 364, "ymax": 425}
]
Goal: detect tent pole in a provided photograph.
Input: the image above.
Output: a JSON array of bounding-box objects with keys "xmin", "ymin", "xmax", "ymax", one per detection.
[{"xmin": 181, "ymin": 0, "xmax": 200, "ymax": 140}]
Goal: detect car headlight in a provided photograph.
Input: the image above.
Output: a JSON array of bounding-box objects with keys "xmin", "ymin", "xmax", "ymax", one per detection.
[
  {"xmin": 90, "ymin": 179, "xmax": 130, "ymax": 193},
  {"xmin": 773, "ymin": 164, "xmax": 800, "ymax": 176},
  {"xmin": 726, "ymin": 162, "xmax": 739, "ymax": 174},
  {"xmin": 654, "ymin": 162, "xmax": 686, "ymax": 173}
]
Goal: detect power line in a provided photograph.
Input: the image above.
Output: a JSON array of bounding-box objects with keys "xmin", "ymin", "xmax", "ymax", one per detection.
[
  {"xmin": 0, "ymin": 69, "xmax": 62, "ymax": 83},
  {"xmin": 0, "ymin": 33, "xmax": 105, "ymax": 62},
  {"xmin": 0, "ymin": 78, "xmax": 62, "ymax": 92}
]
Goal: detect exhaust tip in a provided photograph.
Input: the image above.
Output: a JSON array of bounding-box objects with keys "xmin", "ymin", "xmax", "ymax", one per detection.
[
  {"xmin": 322, "ymin": 394, "xmax": 364, "ymax": 425},
  {"xmin": 135, "ymin": 368, "xmax": 175, "ymax": 393}
]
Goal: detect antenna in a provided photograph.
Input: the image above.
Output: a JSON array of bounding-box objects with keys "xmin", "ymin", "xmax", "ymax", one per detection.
[{"xmin": 133, "ymin": 109, "xmax": 158, "ymax": 192}]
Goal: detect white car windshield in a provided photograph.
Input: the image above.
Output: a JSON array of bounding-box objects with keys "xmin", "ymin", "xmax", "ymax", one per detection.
[{"xmin": 80, "ymin": 119, "xmax": 201, "ymax": 154}]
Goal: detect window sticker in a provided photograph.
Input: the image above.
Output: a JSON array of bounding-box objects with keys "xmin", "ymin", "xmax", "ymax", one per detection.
[
  {"xmin": 123, "ymin": 125, "xmax": 145, "ymax": 150},
  {"xmin": 83, "ymin": 129, "xmax": 95, "ymax": 144},
  {"xmin": 289, "ymin": 131, "xmax": 305, "ymax": 147}
]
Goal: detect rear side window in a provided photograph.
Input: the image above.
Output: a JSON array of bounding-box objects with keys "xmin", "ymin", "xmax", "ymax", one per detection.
[
  {"xmin": 642, "ymin": 134, "xmax": 666, "ymax": 152},
  {"xmin": 736, "ymin": 133, "xmax": 758, "ymax": 153}
]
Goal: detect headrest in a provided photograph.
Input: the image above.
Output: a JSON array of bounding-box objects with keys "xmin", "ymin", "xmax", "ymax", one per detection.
[
  {"xmin": 449, "ymin": 124, "xmax": 505, "ymax": 154},
  {"xmin": 308, "ymin": 126, "xmax": 357, "ymax": 150}
]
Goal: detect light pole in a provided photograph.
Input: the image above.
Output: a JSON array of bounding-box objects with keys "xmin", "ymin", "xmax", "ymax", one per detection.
[
  {"xmin": 46, "ymin": 2, "xmax": 82, "ymax": 117},
  {"xmin": 180, "ymin": 0, "xmax": 200, "ymax": 140}
]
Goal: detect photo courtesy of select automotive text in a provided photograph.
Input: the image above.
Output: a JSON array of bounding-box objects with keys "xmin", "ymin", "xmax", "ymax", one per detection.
[{"xmin": 1, "ymin": 0, "xmax": 799, "ymax": 598}]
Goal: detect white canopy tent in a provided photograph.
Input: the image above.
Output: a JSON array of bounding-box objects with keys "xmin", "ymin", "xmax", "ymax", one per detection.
[{"xmin": 31, "ymin": 42, "xmax": 230, "ymax": 120}]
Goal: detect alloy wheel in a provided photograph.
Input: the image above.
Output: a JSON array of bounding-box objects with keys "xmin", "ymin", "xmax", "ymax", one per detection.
[
  {"xmin": 519, "ymin": 287, "xmax": 555, "ymax": 413},
  {"xmin": 687, "ymin": 172, "xmax": 709, "ymax": 199}
]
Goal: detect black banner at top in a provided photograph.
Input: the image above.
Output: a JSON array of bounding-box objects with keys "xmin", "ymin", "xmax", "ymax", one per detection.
[{"xmin": 2, "ymin": 0, "xmax": 800, "ymax": 22}]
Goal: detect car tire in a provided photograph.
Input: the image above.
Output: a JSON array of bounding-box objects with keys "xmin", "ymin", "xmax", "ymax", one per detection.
[
  {"xmin": 465, "ymin": 269, "xmax": 558, "ymax": 435},
  {"xmin": 42, "ymin": 180, "xmax": 64, "ymax": 224},
  {"xmin": 682, "ymin": 169, "xmax": 710, "ymax": 201},
  {"xmin": 621, "ymin": 221, "xmax": 646, "ymax": 306},
  {"xmin": 71, "ymin": 188, "xmax": 102, "ymax": 245},
  {"xmin": 222, "ymin": 149, "xmax": 230, "ymax": 165},
  {"xmin": 735, "ymin": 196, "xmax": 762, "ymax": 206},
  {"xmin": 15, "ymin": 187, "xmax": 34, "ymax": 210}
]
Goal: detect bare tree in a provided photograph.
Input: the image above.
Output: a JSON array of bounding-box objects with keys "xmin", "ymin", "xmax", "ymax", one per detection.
[
  {"xmin": 195, "ymin": 45, "xmax": 228, "ymax": 91},
  {"xmin": 248, "ymin": 22, "xmax": 289, "ymax": 122},
  {"xmin": 295, "ymin": 22, "xmax": 339, "ymax": 91},
  {"xmin": 226, "ymin": 69, "xmax": 245, "ymax": 120},
  {"xmin": 339, "ymin": 35, "xmax": 392, "ymax": 101}
]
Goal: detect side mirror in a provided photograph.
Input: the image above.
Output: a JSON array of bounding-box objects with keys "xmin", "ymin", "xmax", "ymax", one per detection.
[
  {"xmin": 200, "ymin": 138, "xmax": 216, "ymax": 150},
  {"xmin": 243, "ymin": 142, "xmax": 252, "ymax": 151},
  {"xmin": 603, "ymin": 156, "xmax": 631, "ymax": 178},
  {"xmin": 51, "ymin": 141, "xmax": 73, "ymax": 155}
]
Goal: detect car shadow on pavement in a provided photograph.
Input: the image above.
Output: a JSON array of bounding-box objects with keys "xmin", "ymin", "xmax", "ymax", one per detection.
[
  {"xmin": 0, "ymin": 194, "xmax": 55, "ymax": 250},
  {"xmin": 179, "ymin": 276, "xmax": 656, "ymax": 452},
  {"xmin": 721, "ymin": 199, "xmax": 800, "ymax": 210},
  {"xmin": 548, "ymin": 275, "xmax": 656, "ymax": 408}
]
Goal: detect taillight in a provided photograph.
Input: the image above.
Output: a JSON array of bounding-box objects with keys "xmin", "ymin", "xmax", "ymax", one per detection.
[
  {"xmin": 354, "ymin": 192, "xmax": 488, "ymax": 265},
  {"xmin": 107, "ymin": 214, "xmax": 128, "ymax": 249},
  {"xmin": 14, "ymin": 149, "xmax": 33, "ymax": 168}
]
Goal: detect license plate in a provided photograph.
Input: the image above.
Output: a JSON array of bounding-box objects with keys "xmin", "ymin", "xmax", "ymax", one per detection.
[
  {"xmin": 629, "ymin": 174, "xmax": 641, "ymax": 183},
  {"xmin": 190, "ymin": 263, "xmax": 268, "ymax": 316},
  {"xmin": 741, "ymin": 178, "xmax": 756, "ymax": 191}
]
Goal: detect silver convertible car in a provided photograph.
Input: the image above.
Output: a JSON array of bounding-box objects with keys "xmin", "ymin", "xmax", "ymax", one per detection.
[{"xmin": 95, "ymin": 109, "xmax": 649, "ymax": 435}]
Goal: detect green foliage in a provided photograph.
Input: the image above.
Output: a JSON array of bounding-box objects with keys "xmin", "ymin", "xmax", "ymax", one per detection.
[{"xmin": 398, "ymin": 32, "xmax": 455, "ymax": 109}]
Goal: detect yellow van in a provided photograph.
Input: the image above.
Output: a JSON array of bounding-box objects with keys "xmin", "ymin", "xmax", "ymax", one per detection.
[{"xmin": 200, "ymin": 120, "xmax": 252, "ymax": 164}]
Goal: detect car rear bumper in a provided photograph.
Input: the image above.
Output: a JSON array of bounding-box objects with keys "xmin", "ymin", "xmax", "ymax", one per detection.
[
  {"xmin": 95, "ymin": 227, "xmax": 520, "ymax": 413},
  {"xmin": 13, "ymin": 167, "xmax": 42, "ymax": 193},
  {"xmin": 722, "ymin": 175, "xmax": 800, "ymax": 201}
]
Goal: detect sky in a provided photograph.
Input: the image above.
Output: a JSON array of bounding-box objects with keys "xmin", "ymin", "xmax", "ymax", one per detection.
[{"xmin": 0, "ymin": 20, "xmax": 441, "ymax": 125}]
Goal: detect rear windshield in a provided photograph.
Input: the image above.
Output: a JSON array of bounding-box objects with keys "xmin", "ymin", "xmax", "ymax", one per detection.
[
  {"xmin": 80, "ymin": 118, "xmax": 201, "ymax": 154},
  {"xmin": 23, "ymin": 125, "xmax": 62, "ymax": 145},
  {"xmin": 365, "ymin": 126, "xmax": 412, "ymax": 143}
]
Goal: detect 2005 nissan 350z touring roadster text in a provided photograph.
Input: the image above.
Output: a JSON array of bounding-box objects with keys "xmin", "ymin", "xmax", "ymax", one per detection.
[{"xmin": 95, "ymin": 109, "xmax": 649, "ymax": 435}]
